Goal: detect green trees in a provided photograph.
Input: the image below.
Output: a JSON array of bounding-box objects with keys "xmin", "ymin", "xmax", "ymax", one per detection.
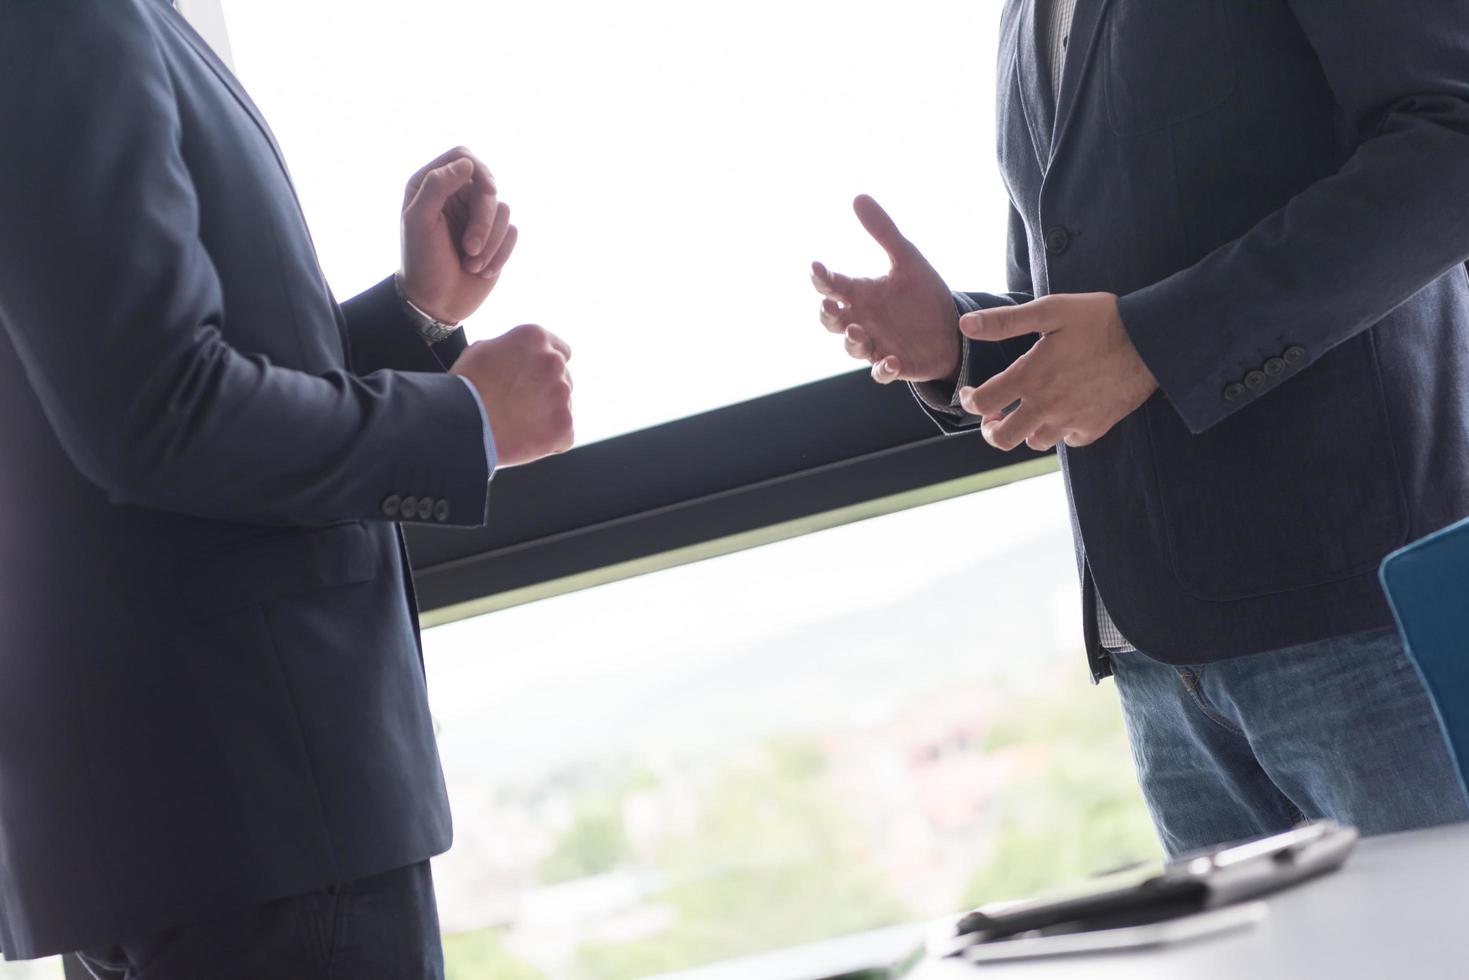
[
  {"xmin": 576, "ymin": 738, "xmax": 906, "ymax": 980},
  {"xmin": 961, "ymin": 675, "xmax": 1160, "ymax": 908},
  {"xmin": 538, "ymin": 796, "xmax": 634, "ymax": 885}
]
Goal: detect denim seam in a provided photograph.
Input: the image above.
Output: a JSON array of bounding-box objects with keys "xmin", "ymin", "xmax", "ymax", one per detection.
[
  {"xmin": 1180, "ymin": 670, "xmax": 1307, "ymax": 826},
  {"xmin": 1279, "ymin": 794, "xmax": 1307, "ymax": 826},
  {"xmin": 1178, "ymin": 667, "xmax": 1249, "ymax": 739}
]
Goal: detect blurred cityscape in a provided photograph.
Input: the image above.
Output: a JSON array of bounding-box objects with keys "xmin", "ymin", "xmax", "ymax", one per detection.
[
  {"xmin": 431, "ymin": 671, "xmax": 1157, "ymax": 980},
  {"xmin": 422, "ymin": 476, "xmax": 1162, "ymax": 980}
]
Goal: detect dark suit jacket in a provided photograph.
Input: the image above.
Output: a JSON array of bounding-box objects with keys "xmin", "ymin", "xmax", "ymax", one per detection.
[
  {"xmin": 0, "ymin": 0, "xmax": 491, "ymax": 959},
  {"xmin": 922, "ymin": 0, "xmax": 1469, "ymax": 675}
]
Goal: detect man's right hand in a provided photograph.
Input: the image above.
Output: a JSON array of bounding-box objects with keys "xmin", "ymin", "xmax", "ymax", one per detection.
[
  {"xmin": 812, "ymin": 195, "xmax": 961, "ymax": 385},
  {"xmin": 451, "ymin": 325, "xmax": 574, "ymax": 467}
]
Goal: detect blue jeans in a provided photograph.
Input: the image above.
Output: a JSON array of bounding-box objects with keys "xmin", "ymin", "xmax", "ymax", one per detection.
[
  {"xmin": 75, "ymin": 861, "xmax": 444, "ymax": 980},
  {"xmin": 1111, "ymin": 627, "xmax": 1469, "ymax": 856}
]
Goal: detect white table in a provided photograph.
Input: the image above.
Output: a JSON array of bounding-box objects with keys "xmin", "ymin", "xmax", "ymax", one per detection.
[{"xmin": 908, "ymin": 822, "xmax": 1469, "ymax": 980}]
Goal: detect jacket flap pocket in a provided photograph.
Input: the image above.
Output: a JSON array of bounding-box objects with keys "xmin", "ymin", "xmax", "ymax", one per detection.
[{"xmin": 178, "ymin": 522, "xmax": 378, "ymax": 619}]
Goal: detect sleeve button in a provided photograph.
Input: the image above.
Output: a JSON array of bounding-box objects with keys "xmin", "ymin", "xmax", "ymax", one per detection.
[
  {"xmin": 381, "ymin": 494, "xmax": 402, "ymax": 518},
  {"xmin": 417, "ymin": 497, "xmax": 435, "ymax": 520},
  {"xmin": 1223, "ymin": 382, "xmax": 1246, "ymax": 402},
  {"xmin": 1264, "ymin": 357, "xmax": 1286, "ymax": 377},
  {"xmin": 434, "ymin": 500, "xmax": 451, "ymax": 523},
  {"xmin": 1244, "ymin": 370, "xmax": 1267, "ymax": 390},
  {"xmin": 400, "ymin": 496, "xmax": 418, "ymax": 520},
  {"xmin": 1283, "ymin": 345, "xmax": 1306, "ymax": 366}
]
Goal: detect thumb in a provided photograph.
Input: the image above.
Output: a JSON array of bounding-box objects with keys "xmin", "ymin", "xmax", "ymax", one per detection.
[
  {"xmin": 405, "ymin": 158, "xmax": 475, "ymax": 225},
  {"xmin": 960, "ymin": 300, "xmax": 1049, "ymax": 341},
  {"xmin": 854, "ymin": 195, "xmax": 918, "ymax": 267}
]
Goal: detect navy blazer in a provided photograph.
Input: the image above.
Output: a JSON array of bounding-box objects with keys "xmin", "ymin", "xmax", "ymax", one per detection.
[
  {"xmin": 0, "ymin": 0, "xmax": 491, "ymax": 959},
  {"xmin": 922, "ymin": 0, "xmax": 1469, "ymax": 675}
]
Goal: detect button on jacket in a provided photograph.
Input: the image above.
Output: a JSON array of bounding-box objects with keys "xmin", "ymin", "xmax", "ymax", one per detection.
[
  {"xmin": 0, "ymin": 0, "xmax": 493, "ymax": 960},
  {"xmin": 916, "ymin": 0, "xmax": 1469, "ymax": 674}
]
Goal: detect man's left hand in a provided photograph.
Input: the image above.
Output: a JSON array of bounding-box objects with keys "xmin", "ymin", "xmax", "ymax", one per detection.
[
  {"xmin": 399, "ymin": 146, "xmax": 518, "ymax": 326},
  {"xmin": 958, "ymin": 293, "xmax": 1159, "ymax": 451}
]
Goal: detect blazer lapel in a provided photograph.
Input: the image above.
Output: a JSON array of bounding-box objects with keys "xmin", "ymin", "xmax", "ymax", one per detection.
[
  {"xmin": 1014, "ymin": 0, "xmax": 1056, "ymax": 166},
  {"xmin": 154, "ymin": 5, "xmax": 298, "ymax": 193},
  {"xmin": 152, "ymin": 5, "xmax": 353, "ymax": 360},
  {"xmin": 1050, "ymin": 0, "xmax": 1116, "ymax": 165}
]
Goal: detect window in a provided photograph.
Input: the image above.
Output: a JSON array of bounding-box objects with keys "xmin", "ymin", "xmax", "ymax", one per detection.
[
  {"xmin": 216, "ymin": 0, "xmax": 1013, "ymax": 444},
  {"xmin": 422, "ymin": 472, "xmax": 1158, "ymax": 980}
]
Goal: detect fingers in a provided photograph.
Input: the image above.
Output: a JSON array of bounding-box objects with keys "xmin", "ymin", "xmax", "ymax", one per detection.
[
  {"xmin": 405, "ymin": 158, "xmax": 476, "ymax": 228},
  {"xmin": 811, "ymin": 261, "xmax": 856, "ymax": 302},
  {"xmin": 483, "ymin": 202, "xmax": 513, "ymax": 259},
  {"xmin": 463, "ymin": 202, "xmax": 512, "ymax": 277},
  {"xmin": 960, "ymin": 357, "xmax": 1031, "ymax": 419},
  {"xmin": 481, "ymin": 224, "xmax": 518, "ymax": 278},
  {"xmin": 853, "ymin": 194, "xmax": 918, "ymax": 267},
  {"xmin": 821, "ymin": 298, "xmax": 857, "ymax": 334},
  {"xmin": 544, "ymin": 329, "xmax": 572, "ymax": 362},
  {"xmin": 979, "ymin": 401, "xmax": 1041, "ymax": 451},
  {"xmin": 844, "ymin": 324, "xmax": 875, "ymax": 361},
  {"xmin": 461, "ymin": 185, "xmax": 501, "ymax": 266},
  {"xmin": 404, "ymin": 146, "xmax": 496, "ymax": 211},
  {"xmin": 960, "ymin": 296, "xmax": 1056, "ymax": 342},
  {"xmin": 871, "ymin": 356, "xmax": 902, "ymax": 384},
  {"xmin": 1026, "ymin": 425, "xmax": 1063, "ymax": 452}
]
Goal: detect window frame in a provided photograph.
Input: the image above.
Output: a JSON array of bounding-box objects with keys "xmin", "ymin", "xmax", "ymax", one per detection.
[{"xmin": 407, "ymin": 369, "xmax": 1055, "ymax": 625}]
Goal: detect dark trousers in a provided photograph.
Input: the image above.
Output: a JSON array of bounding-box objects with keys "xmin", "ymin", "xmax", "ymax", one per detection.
[{"xmin": 73, "ymin": 862, "xmax": 444, "ymax": 980}]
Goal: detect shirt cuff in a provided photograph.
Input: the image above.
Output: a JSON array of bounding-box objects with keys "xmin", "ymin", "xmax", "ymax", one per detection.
[
  {"xmin": 912, "ymin": 338, "xmax": 974, "ymax": 416},
  {"xmin": 457, "ymin": 375, "xmax": 498, "ymax": 479}
]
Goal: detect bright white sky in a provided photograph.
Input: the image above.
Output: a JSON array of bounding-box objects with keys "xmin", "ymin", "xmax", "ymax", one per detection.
[{"xmin": 220, "ymin": 0, "xmax": 1012, "ymax": 444}]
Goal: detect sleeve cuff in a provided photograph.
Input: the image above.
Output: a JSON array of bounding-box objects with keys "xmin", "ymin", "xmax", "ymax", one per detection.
[
  {"xmin": 912, "ymin": 339, "xmax": 974, "ymax": 416},
  {"xmin": 911, "ymin": 291, "xmax": 989, "ymax": 419},
  {"xmin": 456, "ymin": 375, "xmax": 498, "ymax": 479}
]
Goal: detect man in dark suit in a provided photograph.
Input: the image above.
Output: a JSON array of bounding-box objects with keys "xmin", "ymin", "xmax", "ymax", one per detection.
[
  {"xmin": 0, "ymin": 0, "xmax": 573, "ymax": 975},
  {"xmin": 814, "ymin": 0, "xmax": 1469, "ymax": 854}
]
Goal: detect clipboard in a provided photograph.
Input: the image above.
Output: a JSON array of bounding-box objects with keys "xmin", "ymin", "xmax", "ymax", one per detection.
[{"xmin": 928, "ymin": 821, "xmax": 1357, "ymax": 963}]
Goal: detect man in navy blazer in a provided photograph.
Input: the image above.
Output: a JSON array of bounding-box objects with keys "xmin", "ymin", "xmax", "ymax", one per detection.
[
  {"xmin": 814, "ymin": 0, "xmax": 1469, "ymax": 854},
  {"xmin": 0, "ymin": 0, "xmax": 573, "ymax": 975}
]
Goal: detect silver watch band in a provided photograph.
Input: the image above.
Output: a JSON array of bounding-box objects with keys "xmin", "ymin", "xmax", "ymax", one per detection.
[{"xmin": 393, "ymin": 275, "xmax": 459, "ymax": 345}]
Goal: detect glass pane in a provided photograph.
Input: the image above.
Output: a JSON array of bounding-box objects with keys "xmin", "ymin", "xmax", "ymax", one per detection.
[
  {"xmin": 422, "ymin": 472, "xmax": 1160, "ymax": 980},
  {"xmin": 217, "ymin": 1, "xmax": 1012, "ymax": 444}
]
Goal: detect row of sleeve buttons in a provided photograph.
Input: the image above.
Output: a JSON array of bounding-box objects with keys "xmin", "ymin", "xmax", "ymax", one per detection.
[
  {"xmin": 1223, "ymin": 346, "xmax": 1306, "ymax": 402},
  {"xmin": 381, "ymin": 494, "xmax": 451, "ymax": 523}
]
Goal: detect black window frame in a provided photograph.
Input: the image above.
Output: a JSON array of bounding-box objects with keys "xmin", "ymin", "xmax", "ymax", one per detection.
[{"xmin": 406, "ymin": 367, "xmax": 1055, "ymax": 624}]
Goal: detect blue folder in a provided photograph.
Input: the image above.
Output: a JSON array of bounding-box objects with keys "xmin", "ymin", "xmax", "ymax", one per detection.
[{"xmin": 1380, "ymin": 516, "xmax": 1469, "ymax": 798}]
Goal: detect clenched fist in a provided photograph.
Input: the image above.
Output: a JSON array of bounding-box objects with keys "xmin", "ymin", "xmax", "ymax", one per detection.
[
  {"xmin": 399, "ymin": 147, "xmax": 518, "ymax": 326},
  {"xmin": 451, "ymin": 325, "xmax": 574, "ymax": 467}
]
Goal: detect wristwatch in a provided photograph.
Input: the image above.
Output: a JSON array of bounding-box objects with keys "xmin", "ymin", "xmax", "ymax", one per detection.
[{"xmin": 394, "ymin": 275, "xmax": 459, "ymax": 345}]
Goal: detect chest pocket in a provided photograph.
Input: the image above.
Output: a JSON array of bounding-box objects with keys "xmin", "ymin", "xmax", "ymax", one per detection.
[{"xmin": 1103, "ymin": 0, "xmax": 1236, "ymax": 134}]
